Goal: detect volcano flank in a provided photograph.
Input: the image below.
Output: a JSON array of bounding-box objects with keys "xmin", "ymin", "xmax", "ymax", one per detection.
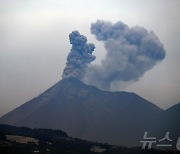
[{"xmin": 1, "ymin": 77, "xmax": 179, "ymax": 147}]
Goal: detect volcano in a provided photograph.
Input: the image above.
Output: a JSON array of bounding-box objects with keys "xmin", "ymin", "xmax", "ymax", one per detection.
[{"xmin": 0, "ymin": 77, "xmax": 179, "ymax": 147}]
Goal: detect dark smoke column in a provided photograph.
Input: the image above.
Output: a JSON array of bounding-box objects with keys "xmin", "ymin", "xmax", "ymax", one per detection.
[{"xmin": 62, "ymin": 31, "xmax": 96, "ymax": 79}]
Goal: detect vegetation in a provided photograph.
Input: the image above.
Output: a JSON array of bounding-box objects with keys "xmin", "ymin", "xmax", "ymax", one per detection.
[{"xmin": 0, "ymin": 124, "xmax": 179, "ymax": 154}]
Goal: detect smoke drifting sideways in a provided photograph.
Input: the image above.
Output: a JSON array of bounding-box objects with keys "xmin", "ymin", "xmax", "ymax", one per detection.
[
  {"xmin": 62, "ymin": 31, "xmax": 96, "ymax": 79},
  {"xmin": 82, "ymin": 20, "xmax": 166, "ymax": 90}
]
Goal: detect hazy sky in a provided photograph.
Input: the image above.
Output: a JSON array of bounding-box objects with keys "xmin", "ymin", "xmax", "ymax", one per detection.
[{"xmin": 0, "ymin": 0, "xmax": 180, "ymax": 116}]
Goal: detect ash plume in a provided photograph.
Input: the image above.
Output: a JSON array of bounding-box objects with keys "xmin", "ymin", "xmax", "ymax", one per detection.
[
  {"xmin": 62, "ymin": 31, "xmax": 96, "ymax": 79},
  {"xmin": 83, "ymin": 20, "xmax": 166, "ymax": 90}
]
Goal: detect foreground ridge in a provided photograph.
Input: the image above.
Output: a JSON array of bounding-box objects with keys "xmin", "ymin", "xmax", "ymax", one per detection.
[{"xmin": 0, "ymin": 124, "xmax": 178, "ymax": 154}]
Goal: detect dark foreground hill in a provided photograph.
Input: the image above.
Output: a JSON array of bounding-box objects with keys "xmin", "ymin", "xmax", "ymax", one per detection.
[
  {"xmin": 0, "ymin": 124, "xmax": 178, "ymax": 154},
  {"xmin": 0, "ymin": 77, "xmax": 179, "ymax": 148}
]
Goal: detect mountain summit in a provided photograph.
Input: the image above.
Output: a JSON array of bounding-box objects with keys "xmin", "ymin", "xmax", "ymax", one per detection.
[{"xmin": 0, "ymin": 77, "xmax": 178, "ymax": 147}]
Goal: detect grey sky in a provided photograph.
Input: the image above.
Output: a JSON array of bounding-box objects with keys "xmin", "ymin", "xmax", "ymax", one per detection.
[{"xmin": 0, "ymin": 0, "xmax": 180, "ymax": 116}]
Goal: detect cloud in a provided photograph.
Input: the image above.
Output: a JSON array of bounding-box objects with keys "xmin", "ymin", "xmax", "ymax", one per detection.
[
  {"xmin": 82, "ymin": 20, "xmax": 166, "ymax": 90},
  {"xmin": 62, "ymin": 31, "xmax": 96, "ymax": 79}
]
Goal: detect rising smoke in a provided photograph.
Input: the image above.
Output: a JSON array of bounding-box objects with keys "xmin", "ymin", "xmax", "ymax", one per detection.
[
  {"xmin": 62, "ymin": 31, "xmax": 96, "ymax": 79},
  {"xmin": 63, "ymin": 20, "xmax": 166, "ymax": 91}
]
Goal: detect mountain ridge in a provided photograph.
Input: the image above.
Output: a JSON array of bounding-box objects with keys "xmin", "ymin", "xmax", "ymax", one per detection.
[{"xmin": 0, "ymin": 77, "xmax": 179, "ymax": 147}]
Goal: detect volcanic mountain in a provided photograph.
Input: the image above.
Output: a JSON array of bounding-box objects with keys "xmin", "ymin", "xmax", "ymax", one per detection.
[{"xmin": 0, "ymin": 77, "xmax": 179, "ymax": 147}]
